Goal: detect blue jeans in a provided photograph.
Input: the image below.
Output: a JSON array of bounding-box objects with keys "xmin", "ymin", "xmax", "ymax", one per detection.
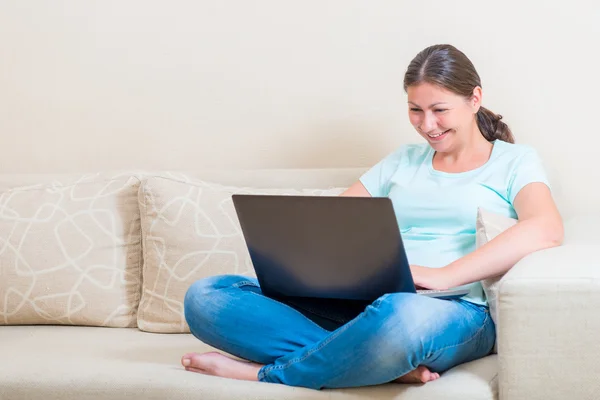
[{"xmin": 183, "ymin": 274, "xmax": 495, "ymax": 390}]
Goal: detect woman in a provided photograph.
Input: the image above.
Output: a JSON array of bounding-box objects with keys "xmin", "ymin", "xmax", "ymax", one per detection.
[{"xmin": 180, "ymin": 44, "xmax": 563, "ymax": 389}]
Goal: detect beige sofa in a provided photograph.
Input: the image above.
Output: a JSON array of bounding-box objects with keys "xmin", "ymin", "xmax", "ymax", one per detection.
[{"xmin": 0, "ymin": 168, "xmax": 598, "ymax": 400}]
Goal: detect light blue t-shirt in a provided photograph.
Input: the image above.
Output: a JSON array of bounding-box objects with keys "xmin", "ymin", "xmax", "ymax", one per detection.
[{"xmin": 359, "ymin": 140, "xmax": 550, "ymax": 306}]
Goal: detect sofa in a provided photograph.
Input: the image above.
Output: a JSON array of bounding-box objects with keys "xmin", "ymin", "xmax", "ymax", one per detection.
[{"xmin": 0, "ymin": 168, "xmax": 598, "ymax": 400}]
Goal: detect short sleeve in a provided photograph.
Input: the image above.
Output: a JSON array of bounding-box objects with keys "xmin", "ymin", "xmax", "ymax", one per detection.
[
  {"xmin": 359, "ymin": 147, "xmax": 403, "ymax": 197},
  {"xmin": 507, "ymin": 148, "xmax": 551, "ymax": 204}
]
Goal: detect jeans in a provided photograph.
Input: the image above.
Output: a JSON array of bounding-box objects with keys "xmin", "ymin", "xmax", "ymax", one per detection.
[{"xmin": 183, "ymin": 274, "xmax": 496, "ymax": 390}]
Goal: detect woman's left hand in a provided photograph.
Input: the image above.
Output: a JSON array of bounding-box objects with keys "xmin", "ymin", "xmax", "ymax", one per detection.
[{"xmin": 409, "ymin": 265, "xmax": 453, "ymax": 290}]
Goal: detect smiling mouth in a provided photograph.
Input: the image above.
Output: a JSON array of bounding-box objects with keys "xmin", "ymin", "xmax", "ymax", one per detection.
[{"xmin": 427, "ymin": 129, "xmax": 450, "ymax": 138}]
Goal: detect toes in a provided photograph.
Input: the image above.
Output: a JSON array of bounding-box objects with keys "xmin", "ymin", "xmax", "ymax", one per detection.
[
  {"xmin": 185, "ymin": 366, "xmax": 206, "ymax": 374},
  {"xmin": 422, "ymin": 370, "xmax": 440, "ymax": 382},
  {"xmin": 394, "ymin": 367, "xmax": 441, "ymax": 384},
  {"xmin": 181, "ymin": 352, "xmax": 199, "ymax": 363},
  {"xmin": 416, "ymin": 366, "xmax": 440, "ymax": 383},
  {"xmin": 181, "ymin": 355, "xmax": 192, "ymax": 367},
  {"xmin": 181, "ymin": 352, "xmax": 208, "ymax": 368}
]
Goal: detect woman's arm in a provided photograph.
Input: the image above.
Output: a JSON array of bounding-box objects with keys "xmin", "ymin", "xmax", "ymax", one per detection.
[{"xmin": 412, "ymin": 182, "xmax": 564, "ymax": 290}]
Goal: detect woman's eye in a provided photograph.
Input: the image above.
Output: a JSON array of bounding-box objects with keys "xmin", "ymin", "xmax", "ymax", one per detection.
[
  {"xmin": 434, "ymin": 109, "xmax": 447, "ymax": 113},
  {"xmin": 410, "ymin": 108, "xmax": 422, "ymax": 112}
]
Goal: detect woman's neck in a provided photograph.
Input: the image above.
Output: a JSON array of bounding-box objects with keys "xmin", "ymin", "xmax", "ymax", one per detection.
[{"xmin": 432, "ymin": 131, "xmax": 493, "ymax": 173}]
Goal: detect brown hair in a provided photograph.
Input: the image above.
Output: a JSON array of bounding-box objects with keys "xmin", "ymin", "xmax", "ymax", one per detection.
[{"xmin": 403, "ymin": 44, "xmax": 514, "ymax": 144}]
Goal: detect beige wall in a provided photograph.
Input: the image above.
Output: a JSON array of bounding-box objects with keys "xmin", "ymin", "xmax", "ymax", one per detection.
[{"xmin": 0, "ymin": 1, "xmax": 598, "ymax": 189}]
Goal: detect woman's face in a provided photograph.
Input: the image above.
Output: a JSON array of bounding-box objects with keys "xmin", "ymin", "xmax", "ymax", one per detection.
[{"xmin": 406, "ymin": 82, "xmax": 481, "ymax": 153}]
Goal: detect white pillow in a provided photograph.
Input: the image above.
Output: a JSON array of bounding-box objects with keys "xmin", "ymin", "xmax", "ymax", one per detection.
[{"xmin": 476, "ymin": 208, "xmax": 517, "ymax": 352}]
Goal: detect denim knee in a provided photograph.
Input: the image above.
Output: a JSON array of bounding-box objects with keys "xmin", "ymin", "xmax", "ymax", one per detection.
[
  {"xmin": 361, "ymin": 293, "xmax": 440, "ymax": 366},
  {"xmin": 183, "ymin": 275, "xmax": 246, "ymax": 333},
  {"xmin": 367, "ymin": 294, "xmax": 491, "ymax": 371},
  {"xmin": 184, "ymin": 275, "xmax": 219, "ymax": 309}
]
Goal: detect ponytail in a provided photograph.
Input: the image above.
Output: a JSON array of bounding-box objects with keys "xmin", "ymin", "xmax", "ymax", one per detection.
[{"xmin": 476, "ymin": 106, "xmax": 514, "ymax": 144}]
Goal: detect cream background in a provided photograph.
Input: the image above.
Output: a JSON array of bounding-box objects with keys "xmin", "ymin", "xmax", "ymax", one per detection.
[{"xmin": 0, "ymin": 0, "xmax": 599, "ymax": 216}]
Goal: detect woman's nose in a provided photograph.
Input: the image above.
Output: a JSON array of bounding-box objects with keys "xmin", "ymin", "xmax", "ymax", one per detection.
[{"xmin": 420, "ymin": 112, "xmax": 437, "ymax": 133}]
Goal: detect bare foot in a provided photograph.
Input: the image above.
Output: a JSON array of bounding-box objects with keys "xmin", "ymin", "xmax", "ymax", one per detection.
[
  {"xmin": 394, "ymin": 366, "xmax": 440, "ymax": 384},
  {"xmin": 181, "ymin": 352, "xmax": 263, "ymax": 381}
]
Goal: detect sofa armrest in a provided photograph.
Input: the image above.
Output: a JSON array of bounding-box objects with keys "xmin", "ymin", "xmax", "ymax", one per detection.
[{"xmin": 497, "ymin": 244, "xmax": 600, "ymax": 400}]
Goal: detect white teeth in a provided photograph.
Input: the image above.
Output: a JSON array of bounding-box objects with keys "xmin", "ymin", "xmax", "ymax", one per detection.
[{"xmin": 428, "ymin": 131, "xmax": 447, "ymax": 138}]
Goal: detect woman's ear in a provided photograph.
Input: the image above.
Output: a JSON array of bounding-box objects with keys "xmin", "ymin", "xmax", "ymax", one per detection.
[{"xmin": 471, "ymin": 86, "xmax": 483, "ymax": 113}]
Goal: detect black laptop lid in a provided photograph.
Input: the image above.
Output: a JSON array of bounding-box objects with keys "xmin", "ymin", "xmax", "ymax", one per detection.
[{"xmin": 231, "ymin": 195, "xmax": 415, "ymax": 301}]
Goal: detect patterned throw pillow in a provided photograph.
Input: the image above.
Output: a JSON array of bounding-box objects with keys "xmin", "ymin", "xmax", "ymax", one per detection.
[
  {"xmin": 137, "ymin": 175, "xmax": 344, "ymax": 333},
  {"xmin": 0, "ymin": 174, "xmax": 142, "ymax": 327}
]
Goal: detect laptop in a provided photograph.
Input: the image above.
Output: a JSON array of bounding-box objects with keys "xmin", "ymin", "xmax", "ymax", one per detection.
[{"xmin": 231, "ymin": 194, "xmax": 469, "ymax": 318}]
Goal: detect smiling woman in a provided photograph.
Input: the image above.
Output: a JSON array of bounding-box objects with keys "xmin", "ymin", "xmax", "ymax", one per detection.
[
  {"xmin": 180, "ymin": 44, "xmax": 563, "ymax": 390},
  {"xmin": 404, "ymin": 44, "xmax": 514, "ymax": 149}
]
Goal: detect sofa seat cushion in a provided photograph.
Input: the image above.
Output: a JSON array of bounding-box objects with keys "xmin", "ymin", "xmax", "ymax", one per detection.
[{"xmin": 0, "ymin": 326, "xmax": 498, "ymax": 400}]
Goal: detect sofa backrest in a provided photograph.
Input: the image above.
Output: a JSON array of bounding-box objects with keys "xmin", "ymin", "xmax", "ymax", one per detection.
[{"xmin": 0, "ymin": 169, "xmax": 359, "ymax": 329}]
